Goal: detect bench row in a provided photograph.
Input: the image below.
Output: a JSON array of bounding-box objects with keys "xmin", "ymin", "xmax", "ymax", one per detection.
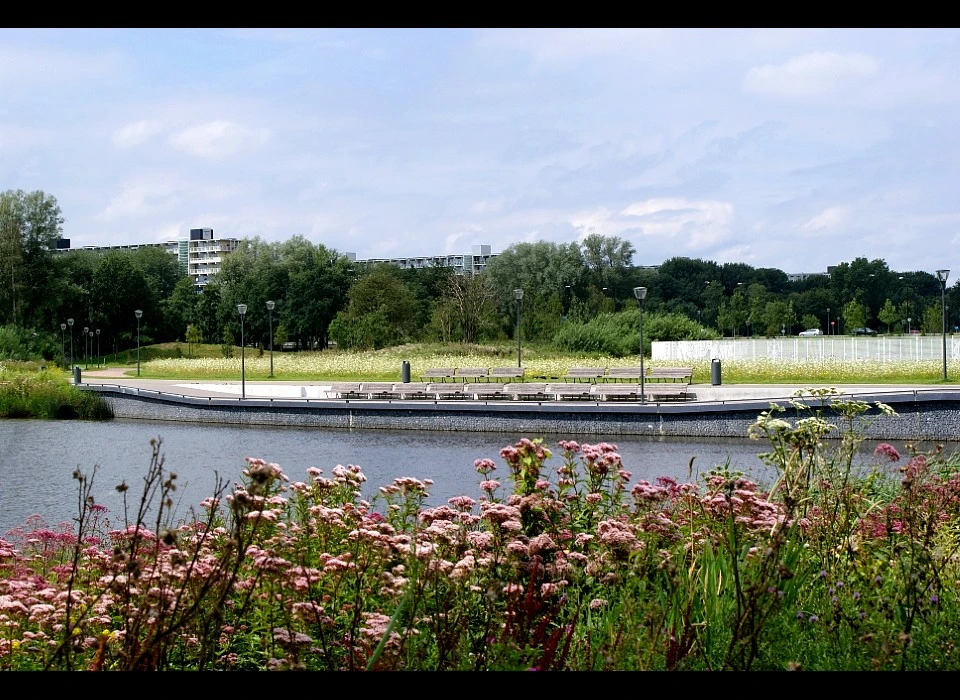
[
  {"xmin": 329, "ymin": 382, "xmax": 690, "ymax": 402},
  {"xmin": 563, "ymin": 366, "xmax": 693, "ymax": 383},
  {"xmin": 420, "ymin": 366, "xmax": 694, "ymax": 383}
]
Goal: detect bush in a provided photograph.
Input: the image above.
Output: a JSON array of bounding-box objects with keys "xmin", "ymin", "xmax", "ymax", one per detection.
[
  {"xmin": 0, "ymin": 370, "xmax": 113, "ymax": 420},
  {"xmin": 552, "ymin": 309, "xmax": 721, "ymax": 357}
]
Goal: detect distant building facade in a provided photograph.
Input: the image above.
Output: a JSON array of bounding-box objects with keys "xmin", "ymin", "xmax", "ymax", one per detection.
[
  {"xmin": 360, "ymin": 244, "xmax": 497, "ymax": 276},
  {"xmin": 55, "ymin": 233, "xmax": 498, "ymax": 289}
]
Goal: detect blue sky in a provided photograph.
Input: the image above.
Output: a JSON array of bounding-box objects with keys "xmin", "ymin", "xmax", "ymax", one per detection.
[{"xmin": 3, "ymin": 28, "xmax": 960, "ymax": 275}]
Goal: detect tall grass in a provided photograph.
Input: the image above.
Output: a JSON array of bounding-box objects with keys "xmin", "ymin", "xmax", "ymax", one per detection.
[
  {"xmin": 133, "ymin": 343, "xmax": 956, "ymax": 384},
  {"xmin": 0, "ymin": 365, "xmax": 113, "ymax": 419}
]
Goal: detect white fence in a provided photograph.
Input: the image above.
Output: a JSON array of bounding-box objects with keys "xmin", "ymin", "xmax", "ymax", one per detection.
[{"xmin": 652, "ymin": 336, "xmax": 960, "ymax": 363}]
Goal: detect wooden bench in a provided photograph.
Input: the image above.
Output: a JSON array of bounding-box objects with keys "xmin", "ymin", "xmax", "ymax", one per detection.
[
  {"xmin": 395, "ymin": 382, "xmax": 431, "ymax": 399},
  {"xmin": 469, "ymin": 383, "xmax": 510, "ymax": 400},
  {"xmin": 489, "ymin": 367, "xmax": 525, "ymax": 382},
  {"xmin": 426, "ymin": 383, "xmax": 471, "ymax": 400},
  {"xmin": 646, "ymin": 384, "xmax": 690, "ymax": 401},
  {"xmin": 547, "ymin": 383, "xmax": 594, "ymax": 401},
  {"xmin": 421, "ymin": 368, "xmax": 456, "ymax": 382},
  {"xmin": 359, "ymin": 382, "xmax": 401, "ymax": 399},
  {"xmin": 455, "ymin": 367, "xmax": 488, "ymax": 382},
  {"xmin": 591, "ymin": 384, "xmax": 641, "ymax": 401},
  {"xmin": 605, "ymin": 367, "xmax": 644, "ymax": 382},
  {"xmin": 647, "ymin": 367, "xmax": 693, "ymax": 383},
  {"xmin": 504, "ymin": 383, "xmax": 549, "ymax": 401},
  {"xmin": 562, "ymin": 367, "xmax": 606, "ymax": 383},
  {"xmin": 329, "ymin": 382, "xmax": 363, "ymax": 399}
]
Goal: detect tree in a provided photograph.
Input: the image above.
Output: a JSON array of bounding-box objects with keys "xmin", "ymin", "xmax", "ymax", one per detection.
[
  {"xmin": 842, "ymin": 299, "xmax": 867, "ymax": 333},
  {"xmin": 800, "ymin": 314, "xmax": 820, "ymax": 331},
  {"xmin": 443, "ymin": 273, "xmax": 496, "ymax": 343},
  {"xmin": 484, "ymin": 241, "xmax": 585, "ymax": 342},
  {"xmin": 0, "ymin": 189, "xmax": 65, "ymax": 330},
  {"xmin": 328, "ymin": 264, "xmax": 417, "ymax": 349},
  {"xmin": 878, "ymin": 299, "xmax": 899, "ymax": 334},
  {"xmin": 185, "ymin": 323, "xmax": 202, "ymax": 358}
]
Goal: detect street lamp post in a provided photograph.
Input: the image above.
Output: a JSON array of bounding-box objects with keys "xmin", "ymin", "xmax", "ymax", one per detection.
[
  {"xmin": 634, "ymin": 286, "xmax": 647, "ymax": 404},
  {"xmin": 266, "ymin": 301, "xmax": 275, "ymax": 378},
  {"xmin": 67, "ymin": 318, "xmax": 74, "ymax": 369},
  {"xmin": 908, "ymin": 317, "xmax": 911, "ymax": 334},
  {"xmin": 88, "ymin": 330, "xmax": 94, "ymax": 369},
  {"xmin": 513, "ymin": 289, "xmax": 524, "ymax": 368},
  {"xmin": 83, "ymin": 326, "xmax": 89, "ymax": 369},
  {"xmin": 237, "ymin": 304, "xmax": 248, "ymax": 398},
  {"xmin": 135, "ymin": 310, "xmax": 142, "ymax": 376},
  {"xmin": 96, "ymin": 329, "xmax": 100, "ymax": 367},
  {"xmin": 60, "ymin": 323, "xmax": 66, "ymax": 368},
  {"xmin": 937, "ymin": 269, "xmax": 950, "ymax": 381},
  {"xmin": 826, "ymin": 307, "xmax": 830, "ymax": 336}
]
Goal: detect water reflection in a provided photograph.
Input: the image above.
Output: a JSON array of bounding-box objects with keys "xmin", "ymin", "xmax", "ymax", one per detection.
[{"xmin": 0, "ymin": 418, "xmax": 941, "ymax": 535}]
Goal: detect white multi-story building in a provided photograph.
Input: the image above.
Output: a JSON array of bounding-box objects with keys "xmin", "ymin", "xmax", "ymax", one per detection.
[
  {"xmin": 361, "ymin": 244, "xmax": 497, "ymax": 276},
  {"xmin": 185, "ymin": 228, "xmax": 241, "ymax": 289}
]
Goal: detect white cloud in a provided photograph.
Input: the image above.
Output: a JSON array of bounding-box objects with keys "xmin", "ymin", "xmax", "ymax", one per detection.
[
  {"xmin": 742, "ymin": 51, "xmax": 880, "ymax": 100},
  {"xmin": 168, "ymin": 120, "xmax": 271, "ymax": 158},
  {"xmin": 100, "ymin": 182, "xmax": 181, "ymax": 221},
  {"xmin": 619, "ymin": 198, "xmax": 734, "ymax": 249},
  {"xmin": 801, "ymin": 206, "xmax": 851, "ymax": 232},
  {"xmin": 112, "ymin": 120, "xmax": 164, "ymax": 149}
]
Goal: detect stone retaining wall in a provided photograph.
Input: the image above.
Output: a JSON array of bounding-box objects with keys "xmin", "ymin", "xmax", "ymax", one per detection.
[{"xmin": 85, "ymin": 386, "xmax": 960, "ymax": 441}]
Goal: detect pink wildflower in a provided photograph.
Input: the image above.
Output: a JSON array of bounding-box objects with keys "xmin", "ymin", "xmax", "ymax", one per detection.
[{"xmin": 874, "ymin": 443, "xmax": 901, "ymax": 462}]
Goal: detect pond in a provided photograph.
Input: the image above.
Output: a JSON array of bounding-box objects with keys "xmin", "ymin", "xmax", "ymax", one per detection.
[{"xmin": 0, "ymin": 418, "xmax": 933, "ymax": 536}]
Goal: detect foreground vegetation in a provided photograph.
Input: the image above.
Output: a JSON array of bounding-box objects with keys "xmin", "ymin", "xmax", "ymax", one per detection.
[
  {"xmin": 1, "ymin": 390, "xmax": 959, "ymax": 670},
  {"xmin": 0, "ymin": 364, "xmax": 112, "ymax": 419}
]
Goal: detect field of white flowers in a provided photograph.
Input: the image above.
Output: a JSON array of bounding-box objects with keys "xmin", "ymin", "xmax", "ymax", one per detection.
[{"xmin": 135, "ymin": 343, "xmax": 956, "ymax": 384}]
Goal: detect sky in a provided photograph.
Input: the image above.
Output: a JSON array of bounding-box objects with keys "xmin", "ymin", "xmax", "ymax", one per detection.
[{"xmin": 3, "ymin": 28, "xmax": 960, "ymax": 277}]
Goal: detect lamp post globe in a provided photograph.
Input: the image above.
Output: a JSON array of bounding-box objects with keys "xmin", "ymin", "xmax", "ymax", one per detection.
[
  {"xmin": 937, "ymin": 270, "xmax": 950, "ymax": 381},
  {"xmin": 237, "ymin": 304, "xmax": 248, "ymax": 399},
  {"xmin": 513, "ymin": 289, "xmax": 524, "ymax": 368},
  {"xmin": 634, "ymin": 287, "xmax": 647, "ymax": 404},
  {"xmin": 135, "ymin": 310, "xmax": 143, "ymax": 377},
  {"xmin": 266, "ymin": 301, "xmax": 275, "ymax": 378}
]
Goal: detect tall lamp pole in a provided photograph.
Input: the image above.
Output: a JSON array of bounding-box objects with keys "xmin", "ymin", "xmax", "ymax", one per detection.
[
  {"xmin": 826, "ymin": 307, "xmax": 830, "ymax": 336},
  {"xmin": 266, "ymin": 300, "xmax": 275, "ymax": 378},
  {"xmin": 60, "ymin": 323, "xmax": 66, "ymax": 369},
  {"xmin": 96, "ymin": 329, "xmax": 100, "ymax": 367},
  {"xmin": 83, "ymin": 326, "xmax": 89, "ymax": 369},
  {"xmin": 67, "ymin": 318, "xmax": 74, "ymax": 369},
  {"xmin": 135, "ymin": 310, "xmax": 142, "ymax": 376},
  {"xmin": 88, "ymin": 330, "xmax": 94, "ymax": 370},
  {"xmin": 237, "ymin": 304, "xmax": 247, "ymax": 398},
  {"xmin": 634, "ymin": 286, "xmax": 647, "ymax": 404},
  {"xmin": 513, "ymin": 289, "xmax": 524, "ymax": 368},
  {"xmin": 937, "ymin": 269, "xmax": 950, "ymax": 381}
]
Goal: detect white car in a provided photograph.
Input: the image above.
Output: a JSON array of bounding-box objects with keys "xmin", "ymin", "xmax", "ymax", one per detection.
[{"xmin": 798, "ymin": 328, "xmax": 823, "ymax": 336}]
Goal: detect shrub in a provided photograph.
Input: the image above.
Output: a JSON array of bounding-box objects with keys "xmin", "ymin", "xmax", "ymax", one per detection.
[{"xmin": 552, "ymin": 309, "xmax": 721, "ymax": 357}]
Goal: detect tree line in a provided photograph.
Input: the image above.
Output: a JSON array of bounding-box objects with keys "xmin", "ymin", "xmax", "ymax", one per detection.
[{"xmin": 1, "ymin": 188, "xmax": 957, "ymax": 362}]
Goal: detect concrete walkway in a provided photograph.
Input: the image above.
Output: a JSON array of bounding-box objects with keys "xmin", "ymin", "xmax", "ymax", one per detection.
[{"xmin": 75, "ymin": 367, "xmax": 956, "ymax": 404}]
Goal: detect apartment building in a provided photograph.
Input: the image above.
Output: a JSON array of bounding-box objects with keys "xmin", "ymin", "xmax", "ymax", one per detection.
[
  {"xmin": 56, "ymin": 232, "xmax": 498, "ymax": 288},
  {"xmin": 361, "ymin": 244, "xmax": 497, "ymax": 276},
  {"xmin": 185, "ymin": 228, "xmax": 241, "ymax": 289}
]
